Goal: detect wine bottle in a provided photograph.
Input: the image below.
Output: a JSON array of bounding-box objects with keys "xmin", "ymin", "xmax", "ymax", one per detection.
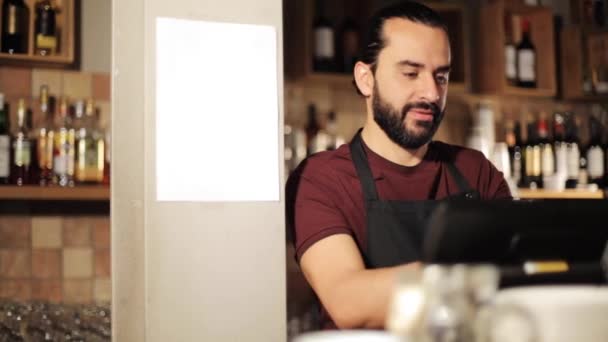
[
  {"xmin": 312, "ymin": 0, "xmax": 335, "ymax": 72},
  {"xmin": 516, "ymin": 18, "xmax": 537, "ymax": 88},
  {"xmin": 553, "ymin": 112, "xmax": 568, "ymax": 180},
  {"xmin": 565, "ymin": 113, "xmax": 581, "ymax": 189},
  {"xmin": 11, "ymin": 98, "xmax": 31, "ymax": 186},
  {"xmin": 337, "ymin": 16, "xmax": 359, "ymax": 74},
  {"xmin": 525, "ymin": 114, "xmax": 541, "ymax": 188},
  {"xmin": 1, "ymin": 0, "xmax": 29, "ymax": 54},
  {"xmin": 587, "ymin": 110, "xmax": 605, "ymax": 187},
  {"xmin": 305, "ymin": 104, "xmax": 320, "ymax": 156},
  {"xmin": 538, "ymin": 112, "xmax": 555, "ymax": 183},
  {"xmin": 0, "ymin": 93, "xmax": 9, "ymax": 184},
  {"xmin": 34, "ymin": 0, "xmax": 57, "ymax": 56},
  {"xmin": 504, "ymin": 13, "xmax": 517, "ymax": 86}
]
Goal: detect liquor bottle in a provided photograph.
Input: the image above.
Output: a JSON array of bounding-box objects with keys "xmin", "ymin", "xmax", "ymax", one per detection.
[
  {"xmin": 1, "ymin": 0, "xmax": 29, "ymax": 54},
  {"xmin": 525, "ymin": 114, "xmax": 541, "ymax": 188},
  {"xmin": 52, "ymin": 97, "xmax": 75, "ymax": 187},
  {"xmin": 34, "ymin": 0, "xmax": 56, "ymax": 56},
  {"xmin": 305, "ymin": 104, "xmax": 320, "ymax": 156},
  {"xmin": 337, "ymin": 16, "xmax": 359, "ymax": 74},
  {"xmin": 75, "ymin": 99, "xmax": 105, "ymax": 183},
  {"xmin": 516, "ymin": 18, "xmax": 537, "ymax": 88},
  {"xmin": 0, "ymin": 93, "xmax": 9, "ymax": 184},
  {"xmin": 538, "ymin": 112, "xmax": 555, "ymax": 182},
  {"xmin": 553, "ymin": 112, "xmax": 568, "ymax": 180},
  {"xmin": 565, "ymin": 113, "xmax": 581, "ymax": 189},
  {"xmin": 312, "ymin": 0, "xmax": 335, "ymax": 72},
  {"xmin": 11, "ymin": 98, "xmax": 31, "ymax": 185},
  {"xmin": 587, "ymin": 111, "xmax": 605, "ymax": 187},
  {"xmin": 36, "ymin": 85, "xmax": 54, "ymax": 186},
  {"xmin": 506, "ymin": 120, "xmax": 523, "ymax": 186},
  {"xmin": 503, "ymin": 13, "xmax": 517, "ymax": 86}
]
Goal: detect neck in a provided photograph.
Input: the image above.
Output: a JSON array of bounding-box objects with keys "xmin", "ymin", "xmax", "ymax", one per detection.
[{"xmin": 361, "ymin": 117, "xmax": 429, "ymax": 167}]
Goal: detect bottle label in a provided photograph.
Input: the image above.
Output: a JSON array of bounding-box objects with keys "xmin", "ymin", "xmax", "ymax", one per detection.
[
  {"xmin": 13, "ymin": 140, "xmax": 31, "ymax": 167},
  {"xmin": 541, "ymin": 144, "xmax": 555, "ymax": 177},
  {"xmin": 518, "ymin": 49, "xmax": 536, "ymax": 82},
  {"xmin": 505, "ymin": 45, "xmax": 517, "ymax": 80},
  {"xmin": 315, "ymin": 27, "xmax": 334, "ymax": 59},
  {"xmin": 0, "ymin": 136, "xmax": 9, "ymax": 177},
  {"xmin": 566, "ymin": 143, "xmax": 580, "ymax": 179},
  {"xmin": 36, "ymin": 34, "xmax": 57, "ymax": 50},
  {"xmin": 587, "ymin": 146, "xmax": 605, "ymax": 178}
]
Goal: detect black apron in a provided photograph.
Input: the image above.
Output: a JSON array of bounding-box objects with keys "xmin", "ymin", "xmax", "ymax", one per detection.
[{"xmin": 350, "ymin": 131, "xmax": 480, "ymax": 268}]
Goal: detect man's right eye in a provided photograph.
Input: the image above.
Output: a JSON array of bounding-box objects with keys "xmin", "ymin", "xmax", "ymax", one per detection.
[{"xmin": 403, "ymin": 72, "xmax": 418, "ymax": 79}]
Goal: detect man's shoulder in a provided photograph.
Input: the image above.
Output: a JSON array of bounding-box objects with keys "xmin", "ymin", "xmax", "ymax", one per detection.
[{"xmin": 297, "ymin": 144, "xmax": 355, "ymax": 179}]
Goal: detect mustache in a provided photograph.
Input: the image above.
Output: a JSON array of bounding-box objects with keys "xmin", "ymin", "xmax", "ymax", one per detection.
[{"xmin": 401, "ymin": 102, "xmax": 442, "ymax": 121}]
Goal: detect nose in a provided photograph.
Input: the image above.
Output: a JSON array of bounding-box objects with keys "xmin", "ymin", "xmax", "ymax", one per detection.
[{"xmin": 417, "ymin": 73, "xmax": 440, "ymax": 103}]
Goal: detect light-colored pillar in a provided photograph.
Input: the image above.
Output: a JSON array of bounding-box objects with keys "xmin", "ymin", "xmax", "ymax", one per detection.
[{"xmin": 112, "ymin": 0, "xmax": 285, "ymax": 340}]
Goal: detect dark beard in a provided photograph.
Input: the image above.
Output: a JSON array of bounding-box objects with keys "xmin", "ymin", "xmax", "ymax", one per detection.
[{"xmin": 372, "ymin": 86, "xmax": 444, "ymax": 149}]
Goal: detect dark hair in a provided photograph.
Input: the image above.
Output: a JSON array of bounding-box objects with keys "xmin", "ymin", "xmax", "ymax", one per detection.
[{"xmin": 353, "ymin": 1, "xmax": 448, "ymax": 95}]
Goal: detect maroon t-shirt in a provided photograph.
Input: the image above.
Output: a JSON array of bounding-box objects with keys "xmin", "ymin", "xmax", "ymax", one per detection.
[
  {"xmin": 285, "ymin": 139, "xmax": 512, "ymax": 329},
  {"xmin": 290, "ymin": 140, "xmax": 512, "ymax": 261}
]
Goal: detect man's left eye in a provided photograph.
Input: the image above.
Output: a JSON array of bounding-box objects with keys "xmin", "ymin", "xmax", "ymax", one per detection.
[{"xmin": 436, "ymin": 74, "xmax": 448, "ymax": 84}]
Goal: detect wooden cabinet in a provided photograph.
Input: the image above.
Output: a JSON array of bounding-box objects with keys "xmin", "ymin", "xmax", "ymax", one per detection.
[
  {"xmin": 283, "ymin": 0, "xmax": 471, "ymax": 91},
  {"xmin": 560, "ymin": 26, "xmax": 608, "ymax": 101},
  {"xmin": 478, "ymin": 0, "xmax": 557, "ymax": 97},
  {"xmin": 0, "ymin": 0, "xmax": 76, "ymax": 68}
]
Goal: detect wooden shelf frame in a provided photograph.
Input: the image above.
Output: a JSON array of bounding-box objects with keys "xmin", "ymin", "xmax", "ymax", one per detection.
[
  {"xmin": 0, "ymin": 185, "xmax": 109, "ymax": 201},
  {"xmin": 515, "ymin": 188, "xmax": 604, "ymax": 200},
  {"xmin": 0, "ymin": 0, "xmax": 76, "ymax": 67}
]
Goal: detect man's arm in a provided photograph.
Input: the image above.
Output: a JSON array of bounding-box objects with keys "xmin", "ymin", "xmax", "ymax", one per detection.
[{"xmin": 300, "ymin": 234, "xmax": 420, "ymax": 329}]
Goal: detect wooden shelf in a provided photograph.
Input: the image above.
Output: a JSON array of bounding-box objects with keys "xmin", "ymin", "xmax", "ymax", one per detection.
[
  {"xmin": 0, "ymin": 185, "xmax": 110, "ymax": 201},
  {"xmin": 0, "ymin": 0, "xmax": 76, "ymax": 68},
  {"xmin": 515, "ymin": 188, "xmax": 604, "ymax": 200}
]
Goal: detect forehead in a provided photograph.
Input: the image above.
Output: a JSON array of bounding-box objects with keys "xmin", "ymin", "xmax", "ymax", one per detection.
[{"xmin": 378, "ymin": 18, "xmax": 451, "ymax": 67}]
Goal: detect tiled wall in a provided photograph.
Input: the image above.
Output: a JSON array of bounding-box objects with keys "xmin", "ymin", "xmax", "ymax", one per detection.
[
  {"xmin": 0, "ymin": 66, "xmax": 111, "ymax": 132},
  {"xmin": 0, "ymin": 66, "xmax": 111, "ymax": 304},
  {"xmin": 0, "ymin": 215, "xmax": 111, "ymax": 304}
]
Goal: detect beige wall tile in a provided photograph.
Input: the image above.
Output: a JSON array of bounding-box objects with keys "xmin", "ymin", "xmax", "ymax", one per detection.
[
  {"xmin": 31, "ymin": 280, "xmax": 62, "ymax": 302},
  {"xmin": 63, "ymin": 218, "xmax": 92, "ymax": 247},
  {"xmin": 95, "ymin": 249, "xmax": 111, "ymax": 277},
  {"xmin": 92, "ymin": 73, "xmax": 111, "ymax": 101},
  {"xmin": 0, "ymin": 216, "xmax": 31, "ymax": 248},
  {"xmin": 32, "ymin": 249, "xmax": 61, "ymax": 279},
  {"xmin": 94, "ymin": 278, "xmax": 111, "ymax": 303},
  {"xmin": 62, "ymin": 71, "xmax": 92, "ymax": 100},
  {"xmin": 0, "ymin": 67, "xmax": 32, "ymax": 98},
  {"xmin": 92, "ymin": 217, "xmax": 110, "ymax": 249},
  {"xmin": 0, "ymin": 249, "xmax": 31, "ymax": 278},
  {"xmin": 0, "ymin": 280, "xmax": 31, "ymax": 300},
  {"xmin": 63, "ymin": 248, "xmax": 93, "ymax": 278},
  {"xmin": 31, "ymin": 69, "xmax": 63, "ymax": 97},
  {"xmin": 63, "ymin": 279, "xmax": 92, "ymax": 304},
  {"xmin": 32, "ymin": 217, "xmax": 63, "ymax": 248},
  {"xmin": 96, "ymin": 100, "xmax": 111, "ymax": 131}
]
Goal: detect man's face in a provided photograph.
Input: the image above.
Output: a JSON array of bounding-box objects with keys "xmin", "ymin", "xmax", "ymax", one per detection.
[{"xmin": 371, "ymin": 18, "xmax": 450, "ymax": 149}]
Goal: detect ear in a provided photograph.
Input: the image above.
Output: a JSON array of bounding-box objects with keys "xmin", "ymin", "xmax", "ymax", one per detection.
[{"xmin": 354, "ymin": 62, "xmax": 374, "ymax": 97}]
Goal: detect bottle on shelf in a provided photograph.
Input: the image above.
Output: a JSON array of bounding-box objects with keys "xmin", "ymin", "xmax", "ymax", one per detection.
[
  {"xmin": 52, "ymin": 97, "xmax": 75, "ymax": 187},
  {"xmin": 0, "ymin": 93, "xmax": 9, "ymax": 184},
  {"xmin": 312, "ymin": 0, "xmax": 335, "ymax": 73},
  {"xmin": 11, "ymin": 98, "xmax": 31, "ymax": 186},
  {"xmin": 565, "ymin": 113, "xmax": 581, "ymax": 189},
  {"xmin": 516, "ymin": 18, "xmax": 537, "ymax": 88},
  {"xmin": 36, "ymin": 85, "xmax": 54, "ymax": 186},
  {"xmin": 1, "ymin": 0, "xmax": 29, "ymax": 54},
  {"xmin": 553, "ymin": 112, "xmax": 568, "ymax": 182},
  {"xmin": 593, "ymin": 0, "xmax": 606, "ymax": 28},
  {"xmin": 538, "ymin": 112, "xmax": 555, "ymax": 181},
  {"xmin": 337, "ymin": 16, "xmax": 359, "ymax": 74},
  {"xmin": 325, "ymin": 110, "xmax": 345, "ymax": 151},
  {"xmin": 75, "ymin": 98, "xmax": 105, "ymax": 184},
  {"xmin": 524, "ymin": 113, "xmax": 541, "ymax": 188},
  {"xmin": 503, "ymin": 13, "xmax": 517, "ymax": 86},
  {"xmin": 34, "ymin": 0, "xmax": 57, "ymax": 56},
  {"xmin": 305, "ymin": 103, "xmax": 320, "ymax": 156},
  {"xmin": 509, "ymin": 120, "xmax": 524, "ymax": 187},
  {"xmin": 587, "ymin": 107, "xmax": 605, "ymax": 188}
]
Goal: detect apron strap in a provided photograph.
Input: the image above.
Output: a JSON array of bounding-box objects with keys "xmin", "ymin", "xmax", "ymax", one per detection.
[
  {"xmin": 445, "ymin": 162, "xmax": 475, "ymax": 194},
  {"xmin": 349, "ymin": 130, "xmax": 379, "ymax": 201}
]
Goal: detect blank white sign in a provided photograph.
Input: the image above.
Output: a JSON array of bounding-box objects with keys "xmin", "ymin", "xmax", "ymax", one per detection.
[{"xmin": 156, "ymin": 17, "xmax": 280, "ymax": 202}]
